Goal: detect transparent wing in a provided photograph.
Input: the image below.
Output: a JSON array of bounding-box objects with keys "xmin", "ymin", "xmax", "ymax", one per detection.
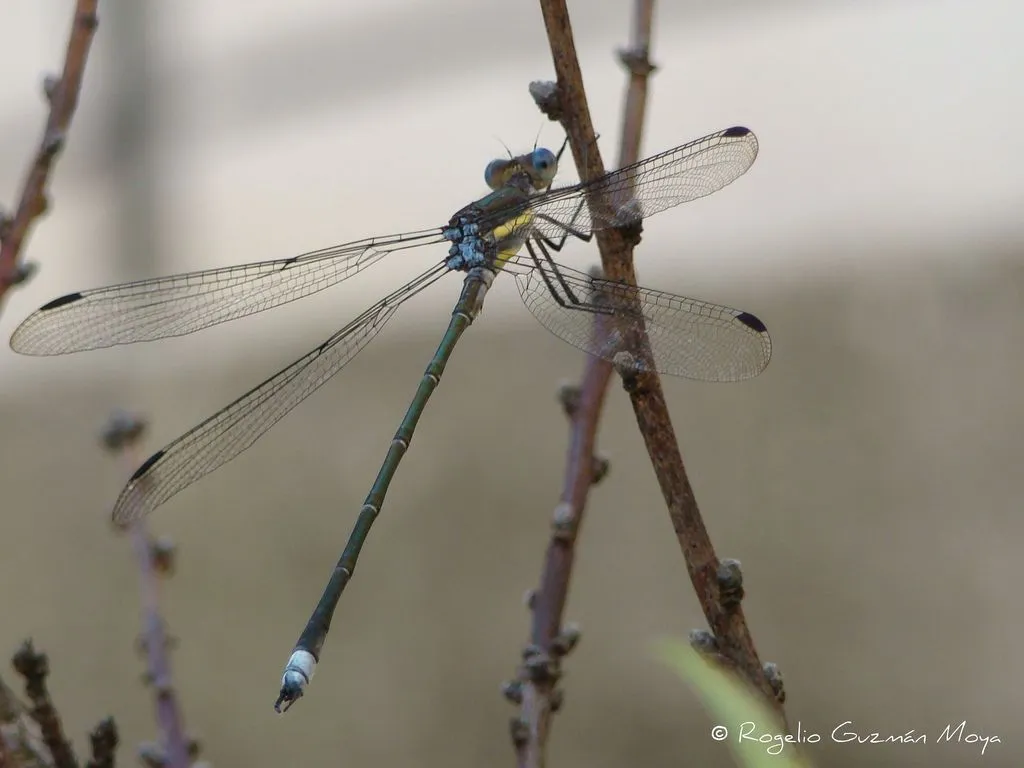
[
  {"xmin": 111, "ymin": 264, "xmax": 449, "ymax": 525},
  {"xmin": 523, "ymin": 126, "xmax": 758, "ymax": 241},
  {"xmin": 514, "ymin": 258, "xmax": 771, "ymax": 382},
  {"xmin": 10, "ymin": 228, "xmax": 445, "ymax": 356}
]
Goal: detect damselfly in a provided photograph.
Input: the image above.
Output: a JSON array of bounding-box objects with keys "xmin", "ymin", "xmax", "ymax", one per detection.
[{"xmin": 10, "ymin": 126, "xmax": 771, "ymax": 708}]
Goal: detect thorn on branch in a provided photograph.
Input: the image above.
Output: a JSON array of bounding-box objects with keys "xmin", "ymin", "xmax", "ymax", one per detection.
[
  {"xmin": 42, "ymin": 75, "xmax": 61, "ymax": 103},
  {"xmin": 76, "ymin": 8, "xmax": 100, "ymax": 31},
  {"xmin": 521, "ymin": 644, "xmax": 543, "ymax": 662},
  {"xmin": 556, "ymin": 381, "xmax": 581, "ymax": 418},
  {"xmin": 550, "ymin": 623, "xmax": 581, "ymax": 658},
  {"xmin": 11, "ymin": 643, "xmax": 47, "ymax": 702},
  {"xmin": 508, "ymin": 716, "xmax": 529, "ymax": 748},
  {"xmin": 501, "ymin": 680, "xmax": 524, "ymax": 705},
  {"xmin": 149, "ymin": 535, "xmax": 177, "ymax": 576},
  {"xmin": 616, "ymin": 46, "xmax": 657, "ymax": 76},
  {"xmin": 590, "ymin": 454, "xmax": 610, "ymax": 484},
  {"xmin": 521, "ymin": 643, "xmax": 559, "ymax": 683},
  {"xmin": 85, "ymin": 716, "xmax": 119, "ymax": 768},
  {"xmin": 763, "ymin": 662, "xmax": 786, "ymax": 704},
  {"xmin": 716, "ymin": 558, "xmax": 745, "ymax": 610},
  {"xmin": 688, "ymin": 629, "xmax": 719, "ymax": 657},
  {"xmin": 551, "ymin": 502, "xmax": 576, "ymax": 542},
  {"xmin": 523, "ymin": 650, "xmax": 558, "ymax": 684},
  {"xmin": 613, "ymin": 351, "xmax": 640, "ymax": 383},
  {"xmin": 615, "ymin": 212, "xmax": 644, "ymax": 246},
  {"xmin": 528, "ymin": 80, "xmax": 564, "ymax": 122},
  {"xmin": 41, "ymin": 131, "xmax": 66, "ymax": 160},
  {"xmin": 549, "ymin": 687, "xmax": 565, "ymax": 712},
  {"xmin": 522, "ymin": 589, "xmax": 536, "ymax": 610}
]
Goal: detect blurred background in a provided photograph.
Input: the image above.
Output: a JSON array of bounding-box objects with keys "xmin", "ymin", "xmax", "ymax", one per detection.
[{"xmin": 1, "ymin": 0, "xmax": 1022, "ymax": 765}]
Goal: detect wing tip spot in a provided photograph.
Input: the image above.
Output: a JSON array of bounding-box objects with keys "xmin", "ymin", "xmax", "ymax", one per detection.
[
  {"xmin": 722, "ymin": 126, "xmax": 751, "ymax": 138},
  {"xmin": 736, "ymin": 311, "xmax": 767, "ymax": 334},
  {"xmin": 40, "ymin": 291, "xmax": 84, "ymax": 311},
  {"xmin": 130, "ymin": 449, "xmax": 165, "ymax": 481}
]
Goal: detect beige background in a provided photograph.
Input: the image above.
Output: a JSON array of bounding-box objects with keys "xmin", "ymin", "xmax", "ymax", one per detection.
[{"xmin": 1, "ymin": 1, "xmax": 1022, "ymax": 766}]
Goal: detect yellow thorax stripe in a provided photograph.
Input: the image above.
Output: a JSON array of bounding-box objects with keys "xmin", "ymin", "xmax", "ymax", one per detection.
[{"xmin": 489, "ymin": 210, "xmax": 535, "ymax": 266}]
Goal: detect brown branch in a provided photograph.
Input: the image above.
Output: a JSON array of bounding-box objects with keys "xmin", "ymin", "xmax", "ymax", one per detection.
[
  {"xmin": 82, "ymin": 719, "xmax": 117, "ymax": 768},
  {"xmin": 0, "ymin": 674, "xmax": 53, "ymax": 768},
  {"xmin": 0, "ymin": 0, "xmax": 99, "ymax": 311},
  {"xmin": 100, "ymin": 413, "xmax": 190, "ymax": 768},
  {"xmin": 514, "ymin": 277, "xmax": 614, "ymax": 768},
  {"xmin": 616, "ymin": 0, "xmax": 657, "ymax": 169},
  {"xmin": 11, "ymin": 643, "xmax": 77, "ymax": 768},
  {"xmin": 3, "ymin": 655, "xmax": 122, "ymax": 768},
  {"xmin": 512, "ymin": 4, "xmax": 659, "ymax": 767},
  {"xmin": 536, "ymin": 0, "xmax": 780, "ymax": 715}
]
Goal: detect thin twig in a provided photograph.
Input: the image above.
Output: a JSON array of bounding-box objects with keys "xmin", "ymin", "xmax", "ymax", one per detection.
[
  {"xmin": 82, "ymin": 719, "xmax": 117, "ymax": 768},
  {"xmin": 0, "ymin": 675, "xmax": 53, "ymax": 768},
  {"xmin": 100, "ymin": 413, "xmax": 190, "ymax": 768},
  {"xmin": 513, "ymin": 3, "xmax": 657, "ymax": 766},
  {"xmin": 515, "ymin": 285, "xmax": 614, "ymax": 768},
  {"xmin": 535, "ymin": 0, "xmax": 780, "ymax": 710},
  {"xmin": 0, "ymin": 0, "xmax": 99, "ymax": 311},
  {"xmin": 11, "ymin": 643, "xmax": 77, "ymax": 768},
  {"xmin": 616, "ymin": 0, "xmax": 657, "ymax": 169}
]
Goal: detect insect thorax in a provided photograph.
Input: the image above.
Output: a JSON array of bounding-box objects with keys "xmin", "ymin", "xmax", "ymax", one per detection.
[{"xmin": 443, "ymin": 178, "xmax": 535, "ymax": 273}]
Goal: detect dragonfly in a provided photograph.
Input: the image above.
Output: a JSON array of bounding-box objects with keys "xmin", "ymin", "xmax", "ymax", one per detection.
[{"xmin": 9, "ymin": 125, "xmax": 771, "ymax": 710}]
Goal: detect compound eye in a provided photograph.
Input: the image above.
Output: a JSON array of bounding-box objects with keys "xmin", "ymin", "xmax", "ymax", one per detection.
[
  {"xmin": 484, "ymin": 159, "xmax": 509, "ymax": 190},
  {"xmin": 531, "ymin": 148, "xmax": 558, "ymax": 182}
]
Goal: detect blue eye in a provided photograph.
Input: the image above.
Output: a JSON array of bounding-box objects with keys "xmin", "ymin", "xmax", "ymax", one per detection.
[
  {"xmin": 532, "ymin": 148, "xmax": 557, "ymax": 179},
  {"xmin": 484, "ymin": 159, "xmax": 508, "ymax": 190}
]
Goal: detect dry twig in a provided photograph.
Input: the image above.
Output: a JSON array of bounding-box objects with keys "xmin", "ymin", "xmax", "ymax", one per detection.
[
  {"xmin": 83, "ymin": 719, "xmax": 118, "ymax": 768},
  {"xmin": 1, "ymin": 674, "xmax": 53, "ymax": 768},
  {"xmin": 511, "ymin": 3, "xmax": 659, "ymax": 766},
  {"xmin": 3, "ymin": 649, "xmax": 121, "ymax": 768},
  {"xmin": 11, "ymin": 642, "xmax": 78, "ymax": 768},
  {"xmin": 532, "ymin": 0, "xmax": 780, "ymax": 736},
  {"xmin": 100, "ymin": 412, "xmax": 191, "ymax": 768},
  {"xmin": 0, "ymin": 0, "xmax": 99, "ymax": 312}
]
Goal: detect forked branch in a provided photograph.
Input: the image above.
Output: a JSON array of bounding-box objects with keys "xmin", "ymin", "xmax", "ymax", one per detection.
[
  {"xmin": 533, "ymin": 0, "xmax": 781, "ymax": 733},
  {"xmin": 511, "ymin": 2, "xmax": 665, "ymax": 766}
]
